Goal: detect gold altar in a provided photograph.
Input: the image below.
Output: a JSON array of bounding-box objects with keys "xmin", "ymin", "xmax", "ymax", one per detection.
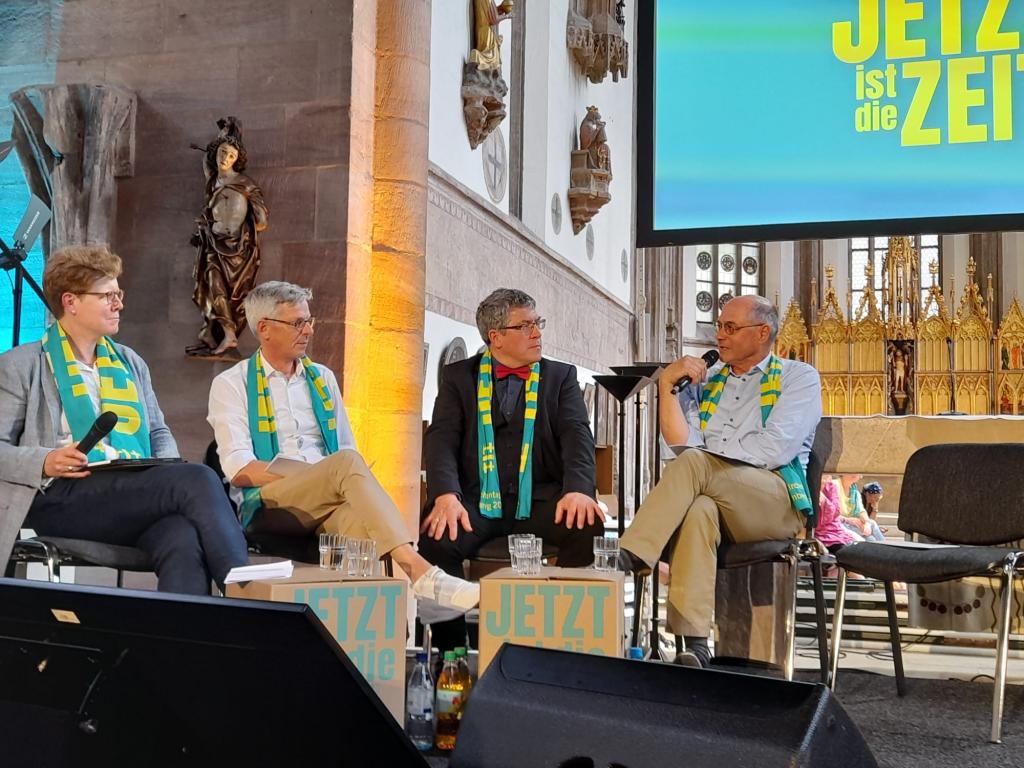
[{"xmin": 776, "ymin": 239, "xmax": 1024, "ymax": 417}]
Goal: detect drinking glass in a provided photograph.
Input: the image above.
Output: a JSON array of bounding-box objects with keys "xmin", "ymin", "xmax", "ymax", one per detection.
[
  {"xmin": 513, "ymin": 536, "xmax": 543, "ymax": 576},
  {"xmin": 346, "ymin": 538, "xmax": 378, "ymax": 577},
  {"xmin": 508, "ymin": 534, "xmax": 535, "ymax": 574},
  {"xmin": 593, "ymin": 536, "xmax": 620, "ymax": 572},
  {"xmin": 319, "ymin": 533, "xmax": 343, "ymax": 570}
]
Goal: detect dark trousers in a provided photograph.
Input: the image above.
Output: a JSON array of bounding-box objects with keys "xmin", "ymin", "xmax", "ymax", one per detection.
[
  {"xmin": 25, "ymin": 463, "xmax": 249, "ymax": 595},
  {"xmin": 418, "ymin": 495, "xmax": 603, "ymax": 652}
]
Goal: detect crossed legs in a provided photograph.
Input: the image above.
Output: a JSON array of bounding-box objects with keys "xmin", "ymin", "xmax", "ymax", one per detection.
[{"xmin": 620, "ymin": 449, "xmax": 802, "ymax": 637}]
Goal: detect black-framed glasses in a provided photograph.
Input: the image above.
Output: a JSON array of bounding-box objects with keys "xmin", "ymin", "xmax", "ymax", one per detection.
[
  {"xmin": 715, "ymin": 321, "xmax": 765, "ymax": 336},
  {"xmin": 80, "ymin": 289, "xmax": 125, "ymax": 305},
  {"xmin": 265, "ymin": 316, "xmax": 316, "ymax": 331},
  {"xmin": 499, "ymin": 318, "xmax": 546, "ymax": 334}
]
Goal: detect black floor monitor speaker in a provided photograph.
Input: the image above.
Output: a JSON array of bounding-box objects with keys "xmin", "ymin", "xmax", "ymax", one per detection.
[
  {"xmin": 452, "ymin": 645, "xmax": 878, "ymax": 768},
  {"xmin": 0, "ymin": 578, "xmax": 428, "ymax": 767}
]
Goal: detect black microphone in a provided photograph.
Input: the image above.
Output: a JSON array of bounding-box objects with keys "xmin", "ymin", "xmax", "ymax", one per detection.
[
  {"xmin": 75, "ymin": 411, "xmax": 119, "ymax": 456},
  {"xmin": 670, "ymin": 350, "xmax": 720, "ymax": 394}
]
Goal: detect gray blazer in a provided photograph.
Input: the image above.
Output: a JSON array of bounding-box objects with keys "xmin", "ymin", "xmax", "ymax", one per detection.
[{"xmin": 0, "ymin": 341, "xmax": 178, "ymax": 565}]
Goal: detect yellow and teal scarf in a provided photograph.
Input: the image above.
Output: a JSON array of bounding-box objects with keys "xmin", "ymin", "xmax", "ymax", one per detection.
[
  {"xmin": 240, "ymin": 351, "xmax": 339, "ymax": 527},
  {"xmin": 698, "ymin": 354, "xmax": 814, "ymax": 523},
  {"xmin": 42, "ymin": 322, "xmax": 150, "ymax": 461},
  {"xmin": 477, "ymin": 350, "xmax": 540, "ymax": 520}
]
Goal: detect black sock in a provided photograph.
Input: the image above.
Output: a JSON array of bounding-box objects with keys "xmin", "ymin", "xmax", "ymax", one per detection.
[{"xmin": 683, "ymin": 636, "xmax": 711, "ymax": 667}]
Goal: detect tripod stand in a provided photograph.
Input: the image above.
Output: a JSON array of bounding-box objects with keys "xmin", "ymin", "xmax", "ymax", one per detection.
[
  {"xmin": 0, "ymin": 193, "xmax": 53, "ymax": 347},
  {"xmin": 1, "ymin": 237, "xmax": 50, "ymax": 347}
]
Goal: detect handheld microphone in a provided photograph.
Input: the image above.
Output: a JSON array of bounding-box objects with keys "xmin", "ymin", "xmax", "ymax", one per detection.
[
  {"xmin": 75, "ymin": 411, "xmax": 119, "ymax": 456},
  {"xmin": 670, "ymin": 350, "xmax": 720, "ymax": 395}
]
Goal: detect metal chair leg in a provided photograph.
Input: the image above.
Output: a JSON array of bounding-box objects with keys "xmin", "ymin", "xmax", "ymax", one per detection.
[
  {"xmin": 829, "ymin": 568, "xmax": 848, "ymax": 691},
  {"xmin": 991, "ymin": 564, "xmax": 1015, "ymax": 743},
  {"xmin": 423, "ymin": 623, "xmax": 433, "ymax": 671},
  {"xmin": 783, "ymin": 557, "xmax": 798, "ymax": 681},
  {"xmin": 630, "ymin": 572, "xmax": 647, "ymax": 649},
  {"xmin": 883, "ymin": 580, "xmax": 906, "ymax": 696},
  {"xmin": 811, "ymin": 558, "xmax": 830, "ymax": 684},
  {"xmin": 650, "ymin": 570, "xmax": 660, "ymax": 651}
]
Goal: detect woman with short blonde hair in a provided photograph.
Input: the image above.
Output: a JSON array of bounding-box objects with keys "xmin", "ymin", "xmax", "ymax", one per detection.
[{"xmin": 0, "ymin": 246, "xmax": 248, "ymax": 594}]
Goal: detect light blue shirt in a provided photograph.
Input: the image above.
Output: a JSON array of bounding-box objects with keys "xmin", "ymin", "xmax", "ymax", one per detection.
[{"xmin": 675, "ymin": 354, "xmax": 822, "ymax": 470}]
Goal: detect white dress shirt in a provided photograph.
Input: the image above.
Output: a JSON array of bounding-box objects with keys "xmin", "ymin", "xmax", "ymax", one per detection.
[
  {"xmin": 676, "ymin": 353, "xmax": 822, "ymax": 470},
  {"xmin": 207, "ymin": 356, "xmax": 358, "ymax": 489}
]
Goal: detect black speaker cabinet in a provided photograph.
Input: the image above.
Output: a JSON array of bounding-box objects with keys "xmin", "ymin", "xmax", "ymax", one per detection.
[
  {"xmin": 0, "ymin": 578, "xmax": 427, "ymax": 768},
  {"xmin": 452, "ymin": 645, "xmax": 877, "ymax": 768}
]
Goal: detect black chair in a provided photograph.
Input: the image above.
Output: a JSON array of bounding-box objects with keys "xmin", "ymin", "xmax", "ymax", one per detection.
[
  {"xmin": 9, "ymin": 535, "xmax": 153, "ymax": 587},
  {"xmin": 828, "ymin": 442, "xmax": 1024, "ymax": 743},
  {"xmin": 633, "ymin": 444, "xmax": 832, "ymax": 682}
]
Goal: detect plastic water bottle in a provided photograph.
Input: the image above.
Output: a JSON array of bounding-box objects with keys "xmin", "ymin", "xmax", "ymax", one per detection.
[{"xmin": 405, "ymin": 652, "xmax": 434, "ymax": 751}]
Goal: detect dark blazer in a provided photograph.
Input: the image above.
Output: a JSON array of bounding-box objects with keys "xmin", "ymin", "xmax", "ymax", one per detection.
[{"xmin": 425, "ymin": 354, "xmax": 596, "ymax": 509}]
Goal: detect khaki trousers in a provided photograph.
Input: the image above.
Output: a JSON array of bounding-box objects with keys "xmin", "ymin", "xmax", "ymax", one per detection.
[
  {"xmin": 253, "ymin": 450, "xmax": 411, "ymax": 555},
  {"xmin": 620, "ymin": 449, "xmax": 802, "ymax": 637}
]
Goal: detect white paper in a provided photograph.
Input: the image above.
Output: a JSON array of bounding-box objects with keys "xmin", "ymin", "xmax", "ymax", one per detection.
[
  {"xmin": 224, "ymin": 560, "xmax": 294, "ymax": 584},
  {"xmin": 266, "ymin": 455, "xmax": 313, "ymax": 477}
]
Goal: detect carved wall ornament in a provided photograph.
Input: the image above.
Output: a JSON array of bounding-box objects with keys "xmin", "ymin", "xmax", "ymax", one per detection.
[
  {"xmin": 800, "ymin": 260, "xmax": 1021, "ymax": 416},
  {"xmin": 567, "ymin": 0, "xmax": 629, "ymax": 84},
  {"xmin": 10, "ymin": 83, "xmax": 136, "ymax": 253},
  {"xmin": 463, "ymin": 1, "xmax": 514, "ymax": 149},
  {"xmin": 568, "ymin": 106, "xmax": 612, "ymax": 234}
]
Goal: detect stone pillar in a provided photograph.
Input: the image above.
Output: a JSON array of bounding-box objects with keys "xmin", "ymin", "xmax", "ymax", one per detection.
[{"xmin": 343, "ymin": 0, "xmax": 431, "ymax": 535}]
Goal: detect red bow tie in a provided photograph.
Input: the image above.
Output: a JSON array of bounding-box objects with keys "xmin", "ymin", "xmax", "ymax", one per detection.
[{"xmin": 495, "ymin": 363, "xmax": 531, "ymax": 380}]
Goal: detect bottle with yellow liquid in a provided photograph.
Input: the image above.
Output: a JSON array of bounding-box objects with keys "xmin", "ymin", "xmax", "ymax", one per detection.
[
  {"xmin": 454, "ymin": 645, "xmax": 473, "ymax": 701},
  {"xmin": 434, "ymin": 650, "xmax": 465, "ymax": 751}
]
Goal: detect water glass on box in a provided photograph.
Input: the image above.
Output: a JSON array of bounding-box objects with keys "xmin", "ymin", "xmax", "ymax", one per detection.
[
  {"xmin": 346, "ymin": 538, "xmax": 378, "ymax": 577},
  {"xmin": 318, "ymin": 533, "xmax": 344, "ymax": 570},
  {"xmin": 513, "ymin": 536, "xmax": 543, "ymax": 576},
  {"xmin": 508, "ymin": 533, "xmax": 535, "ymax": 574},
  {"xmin": 593, "ymin": 536, "xmax": 620, "ymax": 572}
]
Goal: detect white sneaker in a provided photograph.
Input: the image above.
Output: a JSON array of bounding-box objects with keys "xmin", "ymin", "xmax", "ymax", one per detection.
[{"xmin": 412, "ymin": 566, "xmax": 480, "ymax": 612}]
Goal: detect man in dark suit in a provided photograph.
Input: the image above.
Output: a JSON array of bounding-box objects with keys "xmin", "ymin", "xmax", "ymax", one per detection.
[{"xmin": 420, "ymin": 288, "xmax": 604, "ymax": 651}]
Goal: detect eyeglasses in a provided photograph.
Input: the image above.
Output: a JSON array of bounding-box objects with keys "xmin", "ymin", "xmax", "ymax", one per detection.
[
  {"xmin": 80, "ymin": 289, "xmax": 125, "ymax": 305},
  {"xmin": 265, "ymin": 316, "xmax": 316, "ymax": 331},
  {"xmin": 715, "ymin": 321, "xmax": 765, "ymax": 336},
  {"xmin": 498, "ymin": 318, "xmax": 546, "ymax": 334}
]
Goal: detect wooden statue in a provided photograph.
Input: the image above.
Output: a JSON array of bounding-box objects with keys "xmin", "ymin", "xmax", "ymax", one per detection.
[
  {"xmin": 567, "ymin": 106, "xmax": 613, "ymax": 234},
  {"xmin": 187, "ymin": 117, "xmax": 268, "ymax": 358},
  {"xmin": 462, "ymin": 1, "xmax": 514, "ymax": 149}
]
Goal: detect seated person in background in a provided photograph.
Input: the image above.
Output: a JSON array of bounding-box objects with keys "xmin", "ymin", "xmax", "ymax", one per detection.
[
  {"xmin": 817, "ymin": 481, "xmax": 857, "ymax": 554},
  {"xmin": 419, "ymin": 288, "xmax": 604, "ymax": 652},
  {"xmin": 837, "ymin": 473, "xmax": 885, "ymax": 542},
  {"xmin": 861, "ymin": 481, "xmax": 887, "ymax": 535},
  {"xmin": 618, "ymin": 295, "xmax": 822, "ymax": 668},
  {"xmin": 0, "ymin": 246, "xmax": 248, "ymax": 594},
  {"xmin": 207, "ymin": 281, "xmax": 477, "ymax": 612}
]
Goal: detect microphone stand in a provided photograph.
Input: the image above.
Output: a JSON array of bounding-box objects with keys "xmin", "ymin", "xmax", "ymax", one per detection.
[
  {"xmin": 938, "ymin": 336, "xmax": 965, "ymax": 416},
  {"xmin": 0, "ymin": 236, "xmax": 51, "ymax": 348}
]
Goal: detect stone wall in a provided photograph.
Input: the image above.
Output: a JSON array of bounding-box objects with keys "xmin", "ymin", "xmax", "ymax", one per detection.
[
  {"xmin": 426, "ymin": 165, "xmax": 631, "ymax": 374},
  {"xmin": 45, "ymin": 0, "xmax": 354, "ymax": 459}
]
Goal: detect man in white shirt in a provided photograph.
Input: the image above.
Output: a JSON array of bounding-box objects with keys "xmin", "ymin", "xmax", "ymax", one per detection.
[
  {"xmin": 619, "ymin": 295, "xmax": 822, "ymax": 667},
  {"xmin": 208, "ymin": 281, "xmax": 478, "ymax": 612}
]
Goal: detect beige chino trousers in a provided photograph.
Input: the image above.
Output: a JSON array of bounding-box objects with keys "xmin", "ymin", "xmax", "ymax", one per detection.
[
  {"xmin": 253, "ymin": 449, "xmax": 411, "ymax": 556},
  {"xmin": 620, "ymin": 449, "xmax": 802, "ymax": 637}
]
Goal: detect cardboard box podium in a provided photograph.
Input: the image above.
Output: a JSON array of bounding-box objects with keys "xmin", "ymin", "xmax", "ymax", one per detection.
[
  {"xmin": 227, "ymin": 566, "xmax": 407, "ymax": 721},
  {"xmin": 478, "ymin": 567, "xmax": 624, "ymax": 675}
]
